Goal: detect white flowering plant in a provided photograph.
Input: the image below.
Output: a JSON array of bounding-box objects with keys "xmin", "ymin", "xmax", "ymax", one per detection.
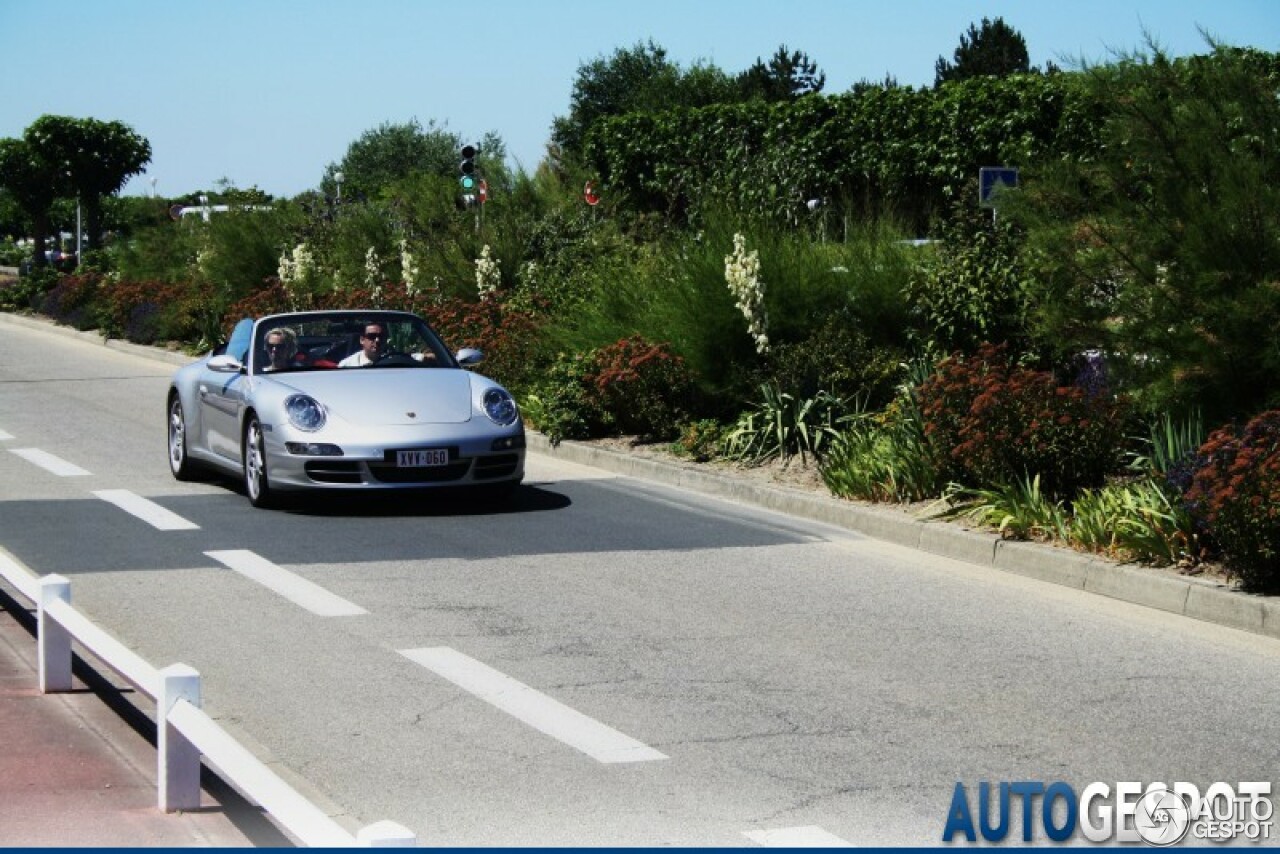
[
  {"xmin": 725, "ymin": 232, "xmax": 769, "ymax": 354},
  {"xmin": 475, "ymin": 244, "xmax": 501, "ymax": 300}
]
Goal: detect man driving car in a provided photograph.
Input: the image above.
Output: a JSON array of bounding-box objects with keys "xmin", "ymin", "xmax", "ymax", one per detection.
[{"xmin": 338, "ymin": 321, "xmax": 389, "ymax": 367}]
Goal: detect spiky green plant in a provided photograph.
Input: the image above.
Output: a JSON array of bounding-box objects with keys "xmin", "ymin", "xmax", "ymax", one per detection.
[
  {"xmin": 1068, "ymin": 478, "xmax": 1199, "ymax": 566},
  {"xmin": 938, "ymin": 474, "xmax": 1069, "ymax": 541},
  {"xmin": 721, "ymin": 383, "xmax": 847, "ymax": 464},
  {"xmin": 1126, "ymin": 410, "xmax": 1205, "ymax": 481}
]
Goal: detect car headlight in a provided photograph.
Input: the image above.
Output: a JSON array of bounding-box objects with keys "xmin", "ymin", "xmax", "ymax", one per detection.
[
  {"xmin": 284, "ymin": 394, "xmax": 327, "ymax": 432},
  {"xmin": 482, "ymin": 388, "xmax": 518, "ymax": 426}
]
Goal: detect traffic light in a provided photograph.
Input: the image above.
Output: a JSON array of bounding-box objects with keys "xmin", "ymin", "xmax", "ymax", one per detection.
[{"xmin": 459, "ymin": 144, "xmax": 477, "ymax": 191}]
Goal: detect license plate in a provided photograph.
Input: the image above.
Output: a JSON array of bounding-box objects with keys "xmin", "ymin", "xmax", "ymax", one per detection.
[{"xmin": 396, "ymin": 448, "xmax": 449, "ymax": 468}]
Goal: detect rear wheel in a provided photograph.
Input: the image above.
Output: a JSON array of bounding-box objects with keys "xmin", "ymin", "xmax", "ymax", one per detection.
[
  {"xmin": 167, "ymin": 394, "xmax": 197, "ymax": 481},
  {"xmin": 243, "ymin": 415, "xmax": 276, "ymax": 508}
]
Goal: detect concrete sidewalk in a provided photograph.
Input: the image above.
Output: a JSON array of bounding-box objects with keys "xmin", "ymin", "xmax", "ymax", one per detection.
[{"xmin": 0, "ymin": 591, "xmax": 286, "ymax": 847}]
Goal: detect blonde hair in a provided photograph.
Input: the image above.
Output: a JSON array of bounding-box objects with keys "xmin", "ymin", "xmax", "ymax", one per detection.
[{"xmin": 265, "ymin": 326, "xmax": 297, "ymax": 357}]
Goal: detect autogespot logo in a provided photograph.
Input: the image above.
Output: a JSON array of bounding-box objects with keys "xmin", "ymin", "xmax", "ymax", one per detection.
[{"xmin": 942, "ymin": 781, "xmax": 1274, "ymax": 845}]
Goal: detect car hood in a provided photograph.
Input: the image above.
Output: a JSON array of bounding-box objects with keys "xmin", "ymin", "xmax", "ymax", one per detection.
[{"xmin": 259, "ymin": 369, "xmax": 476, "ymax": 426}]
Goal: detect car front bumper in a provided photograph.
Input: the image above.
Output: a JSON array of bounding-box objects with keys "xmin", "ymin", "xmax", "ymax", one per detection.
[{"xmin": 261, "ymin": 421, "xmax": 526, "ymax": 491}]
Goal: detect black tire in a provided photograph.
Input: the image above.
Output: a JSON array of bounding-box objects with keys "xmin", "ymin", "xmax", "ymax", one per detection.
[
  {"xmin": 167, "ymin": 394, "xmax": 197, "ymax": 481},
  {"xmin": 243, "ymin": 414, "xmax": 276, "ymax": 508}
]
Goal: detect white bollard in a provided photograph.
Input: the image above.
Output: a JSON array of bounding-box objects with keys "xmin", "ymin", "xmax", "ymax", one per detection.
[
  {"xmin": 356, "ymin": 820, "xmax": 418, "ymax": 847},
  {"xmin": 158, "ymin": 663, "xmax": 202, "ymax": 812},
  {"xmin": 37, "ymin": 575, "xmax": 72, "ymax": 693}
]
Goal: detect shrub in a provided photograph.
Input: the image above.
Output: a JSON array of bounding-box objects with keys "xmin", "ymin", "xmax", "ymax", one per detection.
[
  {"xmin": 589, "ymin": 335, "xmax": 695, "ymax": 440},
  {"xmin": 940, "ymin": 475, "xmax": 1069, "ymax": 542},
  {"xmin": 99, "ymin": 279, "xmax": 189, "ymax": 344},
  {"xmin": 764, "ymin": 313, "xmax": 904, "ymax": 409},
  {"xmin": 525, "ymin": 351, "xmax": 607, "ymax": 445},
  {"xmin": 905, "ymin": 201, "xmax": 1030, "ymax": 353},
  {"xmin": 1069, "ymin": 478, "xmax": 1200, "ymax": 567},
  {"xmin": 0, "ymin": 267, "xmax": 58, "ymax": 311},
  {"xmin": 424, "ymin": 295, "xmax": 548, "ymax": 394},
  {"xmin": 39, "ymin": 272, "xmax": 103, "ymax": 330},
  {"xmin": 528, "ymin": 337, "xmax": 698, "ymax": 445},
  {"xmin": 1125, "ymin": 409, "xmax": 1206, "ymax": 494},
  {"xmin": 722, "ymin": 383, "xmax": 846, "ymax": 464},
  {"xmin": 1184, "ymin": 410, "xmax": 1280, "ymax": 592},
  {"xmin": 917, "ymin": 343, "xmax": 1128, "ymax": 497},
  {"xmin": 822, "ymin": 409, "xmax": 940, "ymax": 503},
  {"xmin": 671, "ymin": 419, "xmax": 726, "ymax": 462}
]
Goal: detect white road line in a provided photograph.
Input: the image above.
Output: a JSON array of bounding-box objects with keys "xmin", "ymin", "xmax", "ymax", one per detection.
[
  {"xmin": 743, "ymin": 826, "xmax": 855, "ymax": 847},
  {"xmin": 0, "ymin": 429, "xmax": 13, "ymax": 440},
  {"xmin": 398, "ymin": 646, "xmax": 668, "ymax": 764},
  {"xmin": 8, "ymin": 447, "xmax": 90, "ymax": 477},
  {"xmin": 205, "ymin": 549, "xmax": 367, "ymax": 617},
  {"xmin": 93, "ymin": 489, "xmax": 200, "ymax": 531}
]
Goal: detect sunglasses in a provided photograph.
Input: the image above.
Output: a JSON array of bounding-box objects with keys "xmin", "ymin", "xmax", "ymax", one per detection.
[
  {"xmin": 266, "ymin": 343, "xmax": 288, "ymax": 352},
  {"xmin": 363, "ymin": 332, "xmax": 387, "ymax": 340}
]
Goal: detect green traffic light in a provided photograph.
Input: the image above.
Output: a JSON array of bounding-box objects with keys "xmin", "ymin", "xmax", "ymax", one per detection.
[{"xmin": 461, "ymin": 175, "xmax": 476, "ymax": 190}]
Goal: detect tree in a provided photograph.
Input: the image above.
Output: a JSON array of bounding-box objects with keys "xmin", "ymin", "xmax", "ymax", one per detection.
[
  {"xmin": 26, "ymin": 115, "xmax": 151, "ymax": 251},
  {"xmin": 550, "ymin": 40, "xmax": 736, "ymax": 168},
  {"xmin": 935, "ymin": 17, "xmax": 1031, "ymax": 86},
  {"xmin": 737, "ymin": 45, "xmax": 827, "ymax": 101},
  {"xmin": 849, "ymin": 73, "xmax": 901, "ymax": 96},
  {"xmin": 0, "ymin": 136, "xmax": 63, "ymax": 268},
  {"xmin": 322, "ymin": 119, "xmax": 463, "ymax": 203},
  {"xmin": 1013, "ymin": 44, "xmax": 1280, "ymax": 422}
]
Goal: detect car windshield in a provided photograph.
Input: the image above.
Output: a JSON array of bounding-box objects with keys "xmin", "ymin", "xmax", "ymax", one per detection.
[{"xmin": 250, "ymin": 312, "xmax": 455, "ymax": 375}]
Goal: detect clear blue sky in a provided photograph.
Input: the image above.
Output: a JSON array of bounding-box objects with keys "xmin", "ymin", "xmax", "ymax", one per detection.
[{"xmin": 2, "ymin": 1, "xmax": 1276, "ymax": 199}]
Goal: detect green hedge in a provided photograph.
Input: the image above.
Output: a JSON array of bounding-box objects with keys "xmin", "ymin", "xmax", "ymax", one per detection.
[{"xmin": 585, "ymin": 73, "xmax": 1098, "ymax": 229}]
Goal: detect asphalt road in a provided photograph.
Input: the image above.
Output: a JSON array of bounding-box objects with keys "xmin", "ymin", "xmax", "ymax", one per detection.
[{"xmin": 1, "ymin": 318, "xmax": 1278, "ymax": 846}]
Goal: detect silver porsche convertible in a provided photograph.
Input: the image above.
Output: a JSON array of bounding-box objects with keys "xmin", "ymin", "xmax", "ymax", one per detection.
[{"xmin": 166, "ymin": 310, "xmax": 525, "ymax": 508}]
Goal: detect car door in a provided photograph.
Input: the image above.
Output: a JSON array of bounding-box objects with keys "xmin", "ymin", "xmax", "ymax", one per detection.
[{"xmin": 200, "ymin": 318, "xmax": 254, "ymax": 461}]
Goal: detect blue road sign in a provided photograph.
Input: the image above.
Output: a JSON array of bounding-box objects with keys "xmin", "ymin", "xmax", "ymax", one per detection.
[{"xmin": 979, "ymin": 167, "xmax": 1019, "ymax": 207}]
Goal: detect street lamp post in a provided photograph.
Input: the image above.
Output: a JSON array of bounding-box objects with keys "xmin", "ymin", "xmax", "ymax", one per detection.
[{"xmin": 335, "ymin": 172, "xmax": 344, "ymax": 204}]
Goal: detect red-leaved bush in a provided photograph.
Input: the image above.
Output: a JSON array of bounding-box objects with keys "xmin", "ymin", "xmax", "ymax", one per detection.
[
  {"xmin": 39, "ymin": 273, "xmax": 102, "ymax": 330},
  {"xmin": 422, "ymin": 294, "xmax": 546, "ymax": 392},
  {"xmin": 1184, "ymin": 410, "xmax": 1280, "ymax": 593},
  {"xmin": 917, "ymin": 343, "xmax": 1128, "ymax": 497},
  {"xmin": 589, "ymin": 335, "xmax": 696, "ymax": 439},
  {"xmin": 100, "ymin": 278, "xmax": 198, "ymax": 344}
]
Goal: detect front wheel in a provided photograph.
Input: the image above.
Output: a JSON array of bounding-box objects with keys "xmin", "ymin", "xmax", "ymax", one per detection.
[
  {"xmin": 167, "ymin": 395, "xmax": 197, "ymax": 481},
  {"xmin": 243, "ymin": 415, "xmax": 276, "ymax": 508}
]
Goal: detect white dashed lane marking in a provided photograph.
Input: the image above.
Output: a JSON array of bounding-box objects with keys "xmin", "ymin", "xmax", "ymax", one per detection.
[
  {"xmin": 399, "ymin": 646, "xmax": 668, "ymax": 764},
  {"xmin": 205, "ymin": 549, "xmax": 367, "ymax": 617},
  {"xmin": 743, "ymin": 826, "xmax": 855, "ymax": 847},
  {"xmin": 94, "ymin": 489, "xmax": 200, "ymax": 530},
  {"xmin": 0, "ymin": 429, "xmax": 13, "ymax": 440},
  {"xmin": 8, "ymin": 448, "xmax": 90, "ymax": 477}
]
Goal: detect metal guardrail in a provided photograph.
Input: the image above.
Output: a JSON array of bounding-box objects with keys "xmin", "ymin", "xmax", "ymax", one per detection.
[{"xmin": 0, "ymin": 551, "xmax": 415, "ymax": 847}]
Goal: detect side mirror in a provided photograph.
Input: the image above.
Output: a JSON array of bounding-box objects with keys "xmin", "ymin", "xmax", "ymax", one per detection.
[
  {"xmin": 208, "ymin": 354, "xmax": 245, "ymax": 374},
  {"xmin": 455, "ymin": 348, "xmax": 484, "ymax": 367}
]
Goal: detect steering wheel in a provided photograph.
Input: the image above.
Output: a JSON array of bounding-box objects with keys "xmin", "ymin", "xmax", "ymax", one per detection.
[{"xmin": 372, "ymin": 351, "xmax": 419, "ymax": 367}]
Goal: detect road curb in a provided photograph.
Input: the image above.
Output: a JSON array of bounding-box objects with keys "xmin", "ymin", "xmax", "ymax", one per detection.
[
  {"xmin": 0, "ymin": 310, "xmax": 196, "ymax": 367},
  {"xmin": 527, "ymin": 432, "xmax": 1280, "ymax": 642}
]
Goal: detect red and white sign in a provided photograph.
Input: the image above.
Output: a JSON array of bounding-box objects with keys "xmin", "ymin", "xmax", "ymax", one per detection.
[
  {"xmin": 584, "ymin": 180, "xmax": 600, "ymax": 206},
  {"xmin": 478, "ymin": 179, "xmax": 488, "ymax": 204}
]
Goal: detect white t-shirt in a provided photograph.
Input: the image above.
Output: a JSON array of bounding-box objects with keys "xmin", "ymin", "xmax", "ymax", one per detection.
[{"xmin": 338, "ymin": 351, "xmax": 373, "ymax": 367}]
